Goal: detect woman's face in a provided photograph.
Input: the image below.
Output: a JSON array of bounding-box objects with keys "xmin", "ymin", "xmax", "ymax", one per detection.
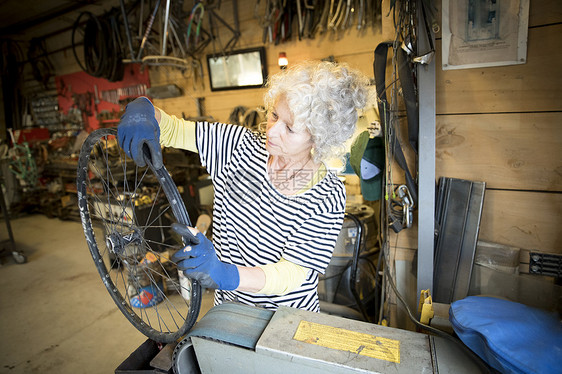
[{"xmin": 265, "ymin": 96, "xmax": 314, "ymax": 161}]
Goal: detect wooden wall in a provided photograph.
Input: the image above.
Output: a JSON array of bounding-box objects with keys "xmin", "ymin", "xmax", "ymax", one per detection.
[
  {"xmin": 437, "ymin": 5, "xmax": 562, "ymax": 256},
  {"xmin": 391, "ymin": 1, "xmax": 562, "ymax": 257},
  {"xmin": 386, "ymin": 0, "xmax": 562, "ymax": 327}
]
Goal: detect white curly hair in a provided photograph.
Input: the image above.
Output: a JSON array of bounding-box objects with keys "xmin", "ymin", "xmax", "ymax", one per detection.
[{"xmin": 264, "ymin": 60, "xmax": 370, "ymax": 163}]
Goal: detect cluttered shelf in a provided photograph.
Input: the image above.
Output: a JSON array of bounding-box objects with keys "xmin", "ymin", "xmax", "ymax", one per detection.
[{"xmin": 3, "ymin": 125, "xmax": 208, "ymax": 223}]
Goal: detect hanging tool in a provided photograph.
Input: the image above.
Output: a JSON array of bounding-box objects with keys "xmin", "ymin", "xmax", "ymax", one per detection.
[
  {"xmin": 388, "ymin": 184, "xmax": 413, "ymax": 233},
  {"xmin": 397, "ymin": 184, "xmax": 414, "ymax": 229},
  {"xmin": 137, "ymin": 0, "xmax": 161, "ymax": 61},
  {"xmin": 93, "ymin": 84, "xmax": 100, "ymax": 114}
]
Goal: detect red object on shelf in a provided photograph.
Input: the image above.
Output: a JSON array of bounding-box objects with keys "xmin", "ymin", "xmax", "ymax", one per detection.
[
  {"xmin": 13, "ymin": 128, "xmax": 50, "ymax": 145},
  {"xmin": 55, "ymin": 64, "xmax": 150, "ymax": 131}
]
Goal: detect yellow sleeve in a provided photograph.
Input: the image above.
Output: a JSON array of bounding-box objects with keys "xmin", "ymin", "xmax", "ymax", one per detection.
[
  {"xmin": 257, "ymin": 258, "xmax": 310, "ymax": 295},
  {"xmin": 157, "ymin": 108, "xmax": 197, "ymax": 152}
]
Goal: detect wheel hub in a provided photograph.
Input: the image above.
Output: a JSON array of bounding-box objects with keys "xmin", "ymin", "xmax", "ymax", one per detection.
[{"xmin": 106, "ymin": 230, "xmax": 142, "ymax": 255}]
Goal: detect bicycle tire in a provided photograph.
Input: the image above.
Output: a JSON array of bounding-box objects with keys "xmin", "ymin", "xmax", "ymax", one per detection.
[
  {"xmin": 71, "ymin": 12, "xmax": 94, "ymax": 75},
  {"xmin": 77, "ymin": 128, "xmax": 201, "ymax": 343}
]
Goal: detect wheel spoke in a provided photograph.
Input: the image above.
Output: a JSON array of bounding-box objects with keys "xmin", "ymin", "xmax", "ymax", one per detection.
[{"xmin": 77, "ymin": 128, "xmax": 201, "ymax": 343}]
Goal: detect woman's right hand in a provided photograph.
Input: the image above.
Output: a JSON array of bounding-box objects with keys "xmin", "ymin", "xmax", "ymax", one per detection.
[
  {"xmin": 117, "ymin": 97, "xmax": 163, "ymax": 169},
  {"xmin": 171, "ymin": 224, "xmax": 240, "ymax": 291}
]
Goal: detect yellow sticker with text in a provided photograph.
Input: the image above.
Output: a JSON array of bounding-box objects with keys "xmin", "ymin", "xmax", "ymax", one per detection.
[{"xmin": 293, "ymin": 320, "xmax": 400, "ymax": 363}]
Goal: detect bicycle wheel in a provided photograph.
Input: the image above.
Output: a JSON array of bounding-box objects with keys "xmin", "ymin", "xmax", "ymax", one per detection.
[{"xmin": 77, "ymin": 128, "xmax": 201, "ymax": 343}]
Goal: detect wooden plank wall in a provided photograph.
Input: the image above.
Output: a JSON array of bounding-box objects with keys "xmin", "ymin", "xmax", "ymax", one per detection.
[
  {"xmin": 438, "ymin": 1, "xmax": 562, "ymax": 255},
  {"xmin": 389, "ymin": 1, "xmax": 562, "ymax": 257},
  {"xmin": 386, "ymin": 0, "xmax": 562, "ymax": 328}
]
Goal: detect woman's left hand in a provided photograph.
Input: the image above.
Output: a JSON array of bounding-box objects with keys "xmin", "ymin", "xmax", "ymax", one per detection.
[{"xmin": 171, "ymin": 225, "xmax": 240, "ymax": 290}]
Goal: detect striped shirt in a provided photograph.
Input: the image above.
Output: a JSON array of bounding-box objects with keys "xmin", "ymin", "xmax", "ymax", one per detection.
[{"xmin": 196, "ymin": 121, "xmax": 346, "ymax": 312}]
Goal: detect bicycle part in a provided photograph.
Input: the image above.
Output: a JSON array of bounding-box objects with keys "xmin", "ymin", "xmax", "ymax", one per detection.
[
  {"xmin": 205, "ymin": 1, "xmax": 241, "ymax": 59},
  {"xmin": 72, "ymin": 10, "xmax": 124, "ymax": 81},
  {"xmin": 119, "ymin": 0, "xmax": 136, "ymax": 60},
  {"xmin": 71, "ymin": 11, "xmax": 93, "ymax": 74},
  {"xmin": 136, "ymin": 0, "xmax": 161, "ymax": 61},
  {"xmin": 77, "ymin": 128, "xmax": 201, "ymax": 343},
  {"xmin": 7, "ymin": 130, "xmax": 38, "ymax": 191},
  {"xmin": 161, "ymin": 0, "xmax": 172, "ymax": 56}
]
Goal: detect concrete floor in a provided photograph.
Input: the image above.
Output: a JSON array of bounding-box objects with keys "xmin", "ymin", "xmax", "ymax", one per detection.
[{"xmin": 0, "ymin": 214, "xmax": 214, "ymax": 374}]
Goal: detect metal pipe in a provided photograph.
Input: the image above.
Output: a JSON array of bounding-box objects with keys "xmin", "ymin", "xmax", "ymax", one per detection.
[
  {"xmin": 416, "ymin": 0, "xmax": 436, "ymax": 303},
  {"xmin": 120, "ymin": 0, "xmax": 136, "ymax": 60},
  {"xmin": 161, "ymin": 0, "xmax": 171, "ymax": 56}
]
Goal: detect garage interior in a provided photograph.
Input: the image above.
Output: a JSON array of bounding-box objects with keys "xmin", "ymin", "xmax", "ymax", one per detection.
[{"xmin": 0, "ymin": 0, "xmax": 561, "ymax": 373}]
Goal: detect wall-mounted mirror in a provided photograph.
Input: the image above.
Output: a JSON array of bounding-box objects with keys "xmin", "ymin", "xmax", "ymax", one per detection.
[{"xmin": 206, "ymin": 47, "xmax": 267, "ymax": 92}]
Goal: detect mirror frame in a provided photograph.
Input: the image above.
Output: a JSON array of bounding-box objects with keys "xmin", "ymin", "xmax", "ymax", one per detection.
[{"xmin": 206, "ymin": 47, "xmax": 268, "ymax": 92}]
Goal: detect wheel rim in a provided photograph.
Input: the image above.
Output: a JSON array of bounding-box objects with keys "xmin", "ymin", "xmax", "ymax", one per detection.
[{"xmin": 77, "ymin": 128, "xmax": 201, "ymax": 343}]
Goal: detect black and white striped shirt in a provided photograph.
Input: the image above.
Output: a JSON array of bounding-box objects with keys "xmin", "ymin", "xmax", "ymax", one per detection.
[{"xmin": 196, "ymin": 121, "xmax": 346, "ymax": 312}]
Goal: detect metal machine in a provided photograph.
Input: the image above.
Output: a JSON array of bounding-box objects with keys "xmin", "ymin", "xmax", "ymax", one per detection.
[{"xmin": 170, "ymin": 302, "xmax": 483, "ymax": 374}]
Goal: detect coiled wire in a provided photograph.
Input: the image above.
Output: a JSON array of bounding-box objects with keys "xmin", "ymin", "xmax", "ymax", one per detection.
[{"xmin": 72, "ymin": 10, "xmax": 124, "ymax": 81}]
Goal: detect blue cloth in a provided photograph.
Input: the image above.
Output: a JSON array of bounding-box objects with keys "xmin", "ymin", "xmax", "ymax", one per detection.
[
  {"xmin": 450, "ymin": 296, "xmax": 562, "ymax": 374},
  {"xmin": 172, "ymin": 231, "xmax": 240, "ymax": 291},
  {"xmin": 117, "ymin": 97, "xmax": 163, "ymax": 169}
]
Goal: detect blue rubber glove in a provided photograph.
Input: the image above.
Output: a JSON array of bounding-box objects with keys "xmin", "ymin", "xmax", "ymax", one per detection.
[
  {"xmin": 117, "ymin": 97, "xmax": 163, "ymax": 169},
  {"xmin": 171, "ymin": 227, "xmax": 240, "ymax": 291}
]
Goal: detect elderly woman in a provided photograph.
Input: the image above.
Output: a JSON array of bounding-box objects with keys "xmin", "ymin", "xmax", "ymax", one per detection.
[{"xmin": 118, "ymin": 61, "xmax": 369, "ymax": 312}]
